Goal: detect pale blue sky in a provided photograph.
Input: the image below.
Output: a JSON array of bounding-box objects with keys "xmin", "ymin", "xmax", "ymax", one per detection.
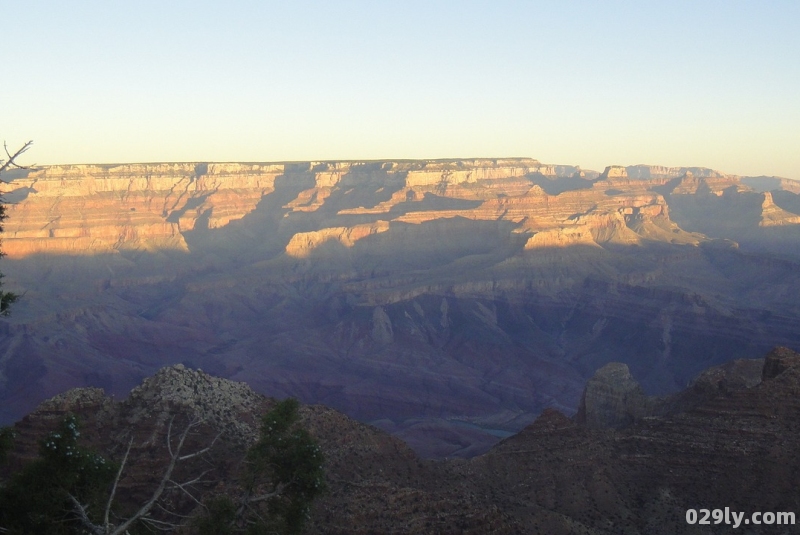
[{"xmin": 2, "ymin": 1, "xmax": 799, "ymax": 178}]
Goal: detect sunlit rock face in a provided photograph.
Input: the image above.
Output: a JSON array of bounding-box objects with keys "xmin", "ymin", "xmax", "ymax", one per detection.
[
  {"xmin": 1, "ymin": 158, "xmax": 800, "ymax": 458},
  {"xmin": 2, "ymin": 163, "xmax": 282, "ymax": 256},
  {"xmin": 3, "ymin": 159, "xmax": 694, "ymax": 259}
]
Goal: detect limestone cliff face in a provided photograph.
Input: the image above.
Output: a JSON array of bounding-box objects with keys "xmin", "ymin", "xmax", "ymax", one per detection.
[
  {"xmin": 5, "ymin": 158, "xmax": 795, "ymax": 262},
  {"xmin": 2, "ymin": 158, "xmax": 688, "ymax": 259},
  {"xmin": 742, "ymin": 175, "xmax": 800, "ymax": 194},
  {"xmin": 625, "ymin": 165, "xmax": 725, "ymax": 180},
  {"xmin": 2, "ymin": 163, "xmax": 283, "ymax": 256},
  {"xmin": 402, "ymin": 158, "xmax": 549, "ymax": 187},
  {"xmin": 600, "ymin": 165, "xmax": 629, "ymax": 179}
]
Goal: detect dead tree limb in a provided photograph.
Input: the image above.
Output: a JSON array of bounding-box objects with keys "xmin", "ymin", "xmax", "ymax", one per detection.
[
  {"xmin": 103, "ymin": 437, "xmax": 133, "ymax": 531},
  {"xmin": 0, "ymin": 140, "xmax": 33, "ymax": 174},
  {"xmin": 67, "ymin": 494, "xmax": 105, "ymax": 535},
  {"xmin": 69, "ymin": 416, "xmax": 221, "ymax": 535}
]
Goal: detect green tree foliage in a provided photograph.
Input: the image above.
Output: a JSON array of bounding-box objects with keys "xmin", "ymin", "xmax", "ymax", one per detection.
[
  {"xmin": 0, "ymin": 196, "xmax": 17, "ymax": 314},
  {"xmin": 0, "ymin": 415, "xmax": 116, "ymax": 534},
  {"xmin": 194, "ymin": 398, "xmax": 326, "ymax": 535},
  {"xmin": 192, "ymin": 495, "xmax": 238, "ymax": 534},
  {"xmin": 0, "ymin": 426, "xmax": 14, "ymax": 465}
]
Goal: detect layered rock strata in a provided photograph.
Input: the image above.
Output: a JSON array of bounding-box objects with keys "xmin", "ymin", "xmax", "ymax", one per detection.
[{"xmin": 1, "ymin": 159, "xmax": 698, "ymax": 259}]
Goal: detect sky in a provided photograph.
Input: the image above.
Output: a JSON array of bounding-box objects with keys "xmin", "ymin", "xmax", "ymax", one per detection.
[{"xmin": 2, "ymin": 1, "xmax": 799, "ymax": 179}]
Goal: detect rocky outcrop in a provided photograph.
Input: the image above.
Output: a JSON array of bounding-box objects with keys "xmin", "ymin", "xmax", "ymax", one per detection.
[
  {"xmin": 34, "ymin": 386, "xmax": 110, "ymax": 413},
  {"xmin": 577, "ymin": 356, "xmax": 768, "ymax": 430},
  {"xmin": 761, "ymin": 346, "xmax": 800, "ymax": 379},
  {"xmin": 575, "ymin": 362, "xmax": 656, "ymax": 429},
  {"xmin": 285, "ymin": 222, "xmax": 390, "ymax": 258},
  {"xmin": 685, "ymin": 357, "xmax": 763, "ymax": 392},
  {"xmin": 600, "ymin": 165, "xmax": 628, "ymax": 179},
  {"xmin": 123, "ymin": 364, "xmax": 266, "ymax": 444},
  {"xmin": 759, "ymin": 191, "xmax": 800, "ymax": 226}
]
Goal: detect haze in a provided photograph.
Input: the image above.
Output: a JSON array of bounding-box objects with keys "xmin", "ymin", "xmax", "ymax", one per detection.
[{"xmin": 3, "ymin": 0, "xmax": 799, "ymax": 179}]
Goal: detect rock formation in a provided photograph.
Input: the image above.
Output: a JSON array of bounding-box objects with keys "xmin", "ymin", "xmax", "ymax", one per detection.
[
  {"xmin": 575, "ymin": 357, "xmax": 766, "ymax": 430},
  {"xmin": 761, "ymin": 346, "xmax": 800, "ymax": 379},
  {"xmin": 759, "ymin": 191, "xmax": 800, "ymax": 227},
  {"xmin": 575, "ymin": 362, "xmax": 655, "ymax": 429}
]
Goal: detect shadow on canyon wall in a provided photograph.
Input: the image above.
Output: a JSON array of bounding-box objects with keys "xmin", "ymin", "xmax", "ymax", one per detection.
[{"xmin": 3, "ymin": 233, "xmax": 800, "ymax": 457}]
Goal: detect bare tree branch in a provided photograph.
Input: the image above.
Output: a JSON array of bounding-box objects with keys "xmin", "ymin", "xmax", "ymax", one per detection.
[
  {"xmin": 138, "ymin": 515, "xmax": 179, "ymax": 531},
  {"xmin": 66, "ymin": 416, "xmax": 219, "ymax": 535},
  {"xmin": 177, "ymin": 431, "xmax": 221, "ymax": 461},
  {"xmin": 154, "ymin": 501, "xmax": 196, "ymax": 519},
  {"xmin": 104, "ymin": 437, "xmax": 133, "ymax": 530},
  {"xmin": 111, "ymin": 418, "xmax": 197, "ymax": 535},
  {"xmin": 0, "ymin": 140, "xmax": 33, "ymax": 174},
  {"xmin": 247, "ymin": 483, "xmax": 285, "ymax": 504},
  {"xmin": 67, "ymin": 494, "xmax": 105, "ymax": 535},
  {"xmin": 167, "ymin": 469, "xmax": 212, "ymax": 508},
  {"xmin": 166, "ymin": 416, "xmax": 175, "ymax": 459}
]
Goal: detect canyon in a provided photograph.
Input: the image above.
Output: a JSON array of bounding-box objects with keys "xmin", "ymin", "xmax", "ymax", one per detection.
[{"xmin": 1, "ymin": 158, "xmax": 799, "ymax": 457}]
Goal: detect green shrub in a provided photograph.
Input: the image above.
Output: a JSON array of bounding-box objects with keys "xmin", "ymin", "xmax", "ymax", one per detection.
[
  {"xmin": 0, "ymin": 426, "xmax": 14, "ymax": 465},
  {"xmin": 0, "ymin": 415, "xmax": 115, "ymax": 534},
  {"xmin": 193, "ymin": 398, "xmax": 326, "ymax": 534}
]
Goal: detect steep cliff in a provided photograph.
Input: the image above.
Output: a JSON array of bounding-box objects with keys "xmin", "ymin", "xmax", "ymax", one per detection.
[
  {"xmin": 2, "ymin": 158, "xmax": 693, "ymax": 259},
  {"xmin": 2, "ymin": 163, "xmax": 281, "ymax": 256}
]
